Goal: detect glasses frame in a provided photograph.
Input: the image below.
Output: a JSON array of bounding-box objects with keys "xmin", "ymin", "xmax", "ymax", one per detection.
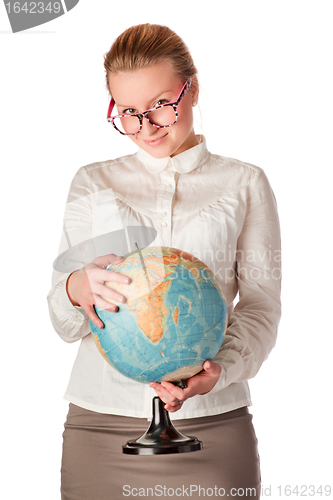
[{"xmin": 107, "ymin": 78, "xmax": 192, "ymax": 136}]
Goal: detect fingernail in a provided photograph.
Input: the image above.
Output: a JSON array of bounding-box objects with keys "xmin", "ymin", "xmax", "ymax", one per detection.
[{"xmin": 123, "ymin": 277, "xmax": 131, "ymax": 284}]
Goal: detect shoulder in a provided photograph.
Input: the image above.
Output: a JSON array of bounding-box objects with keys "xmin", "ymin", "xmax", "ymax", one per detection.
[
  {"xmin": 80, "ymin": 151, "xmax": 140, "ymax": 177},
  {"xmin": 68, "ymin": 153, "xmax": 140, "ymax": 190},
  {"xmin": 208, "ymin": 152, "xmax": 263, "ymax": 189},
  {"xmin": 67, "ymin": 152, "xmax": 141, "ymax": 202},
  {"xmin": 196, "ymin": 151, "xmax": 265, "ymax": 198},
  {"xmin": 210, "ymin": 153, "xmax": 277, "ymax": 208}
]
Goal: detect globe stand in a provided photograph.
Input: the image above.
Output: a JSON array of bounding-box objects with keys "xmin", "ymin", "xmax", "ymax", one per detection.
[{"xmin": 122, "ymin": 381, "xmax": 203, "ymax": 455}]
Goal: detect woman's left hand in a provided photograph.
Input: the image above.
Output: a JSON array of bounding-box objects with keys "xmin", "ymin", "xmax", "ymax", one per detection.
[{"xmin": 149, "ymin": 361, "xmax": 222, "ymax": 413}]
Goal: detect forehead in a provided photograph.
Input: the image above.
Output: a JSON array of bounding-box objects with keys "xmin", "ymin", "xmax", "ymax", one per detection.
[{"xmin": 108, "ymin": 62, "xmax": 181, "ymax": 106}]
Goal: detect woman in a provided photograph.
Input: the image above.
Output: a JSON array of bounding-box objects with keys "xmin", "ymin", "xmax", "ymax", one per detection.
[{"xmin": 48, "ymin": 23, "xmax": 281, "ymax": 499}]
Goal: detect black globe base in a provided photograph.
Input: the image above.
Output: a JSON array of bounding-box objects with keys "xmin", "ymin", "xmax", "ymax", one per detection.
[{"xmin": 123, "ymin": 396, "xmax": 203, "ymax": 455}]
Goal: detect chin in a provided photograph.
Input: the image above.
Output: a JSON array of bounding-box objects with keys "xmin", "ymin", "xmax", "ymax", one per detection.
[{"xmin": 134, "ymin": 133, "xmax": 189, "ymax": 159}]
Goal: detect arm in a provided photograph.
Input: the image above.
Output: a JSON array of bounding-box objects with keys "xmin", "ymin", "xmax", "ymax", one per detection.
[
  {"xmin": 48, "ymin": 165, "xmax": 131, "ymax": 342},
  {"xmin": 47, "ymin": 166, "xmax": 93, "ymax": 343},
  {"xmin": 210, "ymin": 167, "xmax": 281, "ymax": 392},
  {"xmin": 151, "ymin": 167, "xmax": 281, "ymax": 409}
]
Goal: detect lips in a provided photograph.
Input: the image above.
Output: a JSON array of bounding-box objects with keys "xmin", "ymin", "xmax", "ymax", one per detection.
[{"xmin": 142, "ymin": 133, "xmax": 168, "ymax": 147}]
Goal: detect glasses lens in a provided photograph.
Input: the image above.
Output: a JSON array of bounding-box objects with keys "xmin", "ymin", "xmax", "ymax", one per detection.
[
  {"xmin": 113, "ymin": 115, "xmax": 141, "ymax": 135},
  {"xmin": 148, "ymin": 105, "xmax": 176, "ymax": 127}
]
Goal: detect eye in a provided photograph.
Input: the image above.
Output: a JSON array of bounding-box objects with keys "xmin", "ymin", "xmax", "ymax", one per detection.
[
  {"xmin": 155, "ymin": 99, "xmax": 169, "ymax": 107},
  {"xmin": 122, "ymin": 108, "xmax": 136, "ymax": 115}
]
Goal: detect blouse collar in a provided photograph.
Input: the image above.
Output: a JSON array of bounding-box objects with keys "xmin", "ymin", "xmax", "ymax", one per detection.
[{"xmin": 136, "ymin": 135, "xmax": 209, "ymax": 174}]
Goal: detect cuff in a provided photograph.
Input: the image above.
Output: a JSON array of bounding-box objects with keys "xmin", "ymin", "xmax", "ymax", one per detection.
[{"xmin": 210, "ymin": 344, "xmax": 245, "ymax": 393}]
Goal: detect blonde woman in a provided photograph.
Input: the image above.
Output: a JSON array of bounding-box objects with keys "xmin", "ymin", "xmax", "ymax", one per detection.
[{"xmin": 48, "ymin": 23, "xmax": 281, "ymax": 500}]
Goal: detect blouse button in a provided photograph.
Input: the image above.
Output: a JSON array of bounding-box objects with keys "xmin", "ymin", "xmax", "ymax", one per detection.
[
  {"xmin": 161, "ymin": 222, "xmax": 167, "ymax": 228},
  {"xmin": 162, "ymin": 212, "xmax": 167, "ymax": 217}
]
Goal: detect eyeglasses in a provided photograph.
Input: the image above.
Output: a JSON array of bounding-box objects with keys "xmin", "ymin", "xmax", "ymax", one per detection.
[{"xmin": 107, "ymin": 78, "xmax": 192, "ymax": 136}]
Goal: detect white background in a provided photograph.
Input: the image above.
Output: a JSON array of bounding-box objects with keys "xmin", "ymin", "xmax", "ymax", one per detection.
[{"xmin": 1, "ymin": 1, "xmax": 332, "ymax": 498}]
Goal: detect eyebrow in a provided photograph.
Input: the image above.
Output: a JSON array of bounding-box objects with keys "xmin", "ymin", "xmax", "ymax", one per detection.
[{"xmin": 116, "ymin": 89, "xmax": 174, "ymax": 109}]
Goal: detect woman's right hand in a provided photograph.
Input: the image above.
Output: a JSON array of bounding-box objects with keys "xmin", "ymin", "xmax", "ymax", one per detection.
[{"xmin": 66, "ymin": 254, "xmax": 131, "ymax": 329}]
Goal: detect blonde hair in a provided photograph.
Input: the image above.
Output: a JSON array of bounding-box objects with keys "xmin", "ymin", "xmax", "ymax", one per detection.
[{"xmin": 103, "ymin": 24, "xmax": 198, "ymax": 95}]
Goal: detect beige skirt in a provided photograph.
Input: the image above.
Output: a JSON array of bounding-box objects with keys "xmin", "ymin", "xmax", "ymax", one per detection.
[{"xmin": 61, "ymin": 403, "xmax": 261, "ymax": 499}]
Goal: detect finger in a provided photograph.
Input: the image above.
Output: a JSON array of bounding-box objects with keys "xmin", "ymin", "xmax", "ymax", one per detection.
[
  {"xmin": 83, "ymin": 303, "xmax": 106, "ymax": 330},
  {"xmin": 92, "ymin": 254, "xmax": 125, "ymax": 268},
  {"xmin": 150, "ymin": 382, "xmax": 185, "ymax": 405},
  {"xmin": 85, "ymin": 270, "xmax": 131, "ymax": 297},
  {"xmin": 94, "ymin": 294, "xmax": 119, "ymax": 312},
  {"xmin": 87, "ymin": 267, "xmax": 131, "ymax": 286},
  {"xmin": 85, "ymin": 297, "xmax": 120, "ymax": 329},
  {"xmin": 103, "ymin": 269, "xmax": 131, "ymax": 285},
  {"xmin": 94, "ymin": 283, "xmax": 127, "ymax": 304},
  {"xmin": 159, "ymin": 381, "xmax": 186, "ymax": 400},
  {"xmin": 164, "ymin": 402, "xmax": 183, "ymax": 413},
  {"xmin": 203, "ymin": 361, "xmax": 222, "ymax": 377}
]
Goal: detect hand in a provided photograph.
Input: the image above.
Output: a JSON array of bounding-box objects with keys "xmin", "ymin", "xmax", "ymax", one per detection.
[
  {"xmin": 149, "ymin": 361, "xmax": 222, "ymax": 413},
  {"xmin": 66, "ymin": 254, "xmax": 131, "ymax": 329}
]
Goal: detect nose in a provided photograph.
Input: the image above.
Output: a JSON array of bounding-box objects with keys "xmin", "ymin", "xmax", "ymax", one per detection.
[{"xmin": 139, "ymin": 116, "xmax": 159, "ymax": 138}]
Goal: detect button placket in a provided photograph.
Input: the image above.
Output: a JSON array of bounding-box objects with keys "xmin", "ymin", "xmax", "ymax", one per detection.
[{"xmin": 157, "ymin": 167, "xmax": 175, "ymax": 247}]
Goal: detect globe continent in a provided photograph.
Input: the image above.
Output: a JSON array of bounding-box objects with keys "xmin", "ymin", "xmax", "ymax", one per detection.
[{"xmin": 90, "ymin": 246, "xmax": 228, "ymax": 384}]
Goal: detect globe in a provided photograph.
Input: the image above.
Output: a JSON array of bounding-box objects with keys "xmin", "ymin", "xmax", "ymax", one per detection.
[{"xmin": 90, "ymin": 246, "xmax": 228, "ymax": 384}]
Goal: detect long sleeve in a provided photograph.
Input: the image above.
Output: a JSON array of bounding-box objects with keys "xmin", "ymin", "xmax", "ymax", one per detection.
[
  {"xmin": 47, "ymin": 166, "xmax": 93, "ymax": 343},
  {"xmin": 47, "ymin": 140, "xmax": 282, "ymax": 419},
  {"xmin": 212, "ymin": 168, "xmax": 281, "ymax": 390}
]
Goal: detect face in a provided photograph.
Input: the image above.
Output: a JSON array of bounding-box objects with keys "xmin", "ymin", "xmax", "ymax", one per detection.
[{"xmin": 108, "ymin": 62, "xmax": 199, "ymax": 159}]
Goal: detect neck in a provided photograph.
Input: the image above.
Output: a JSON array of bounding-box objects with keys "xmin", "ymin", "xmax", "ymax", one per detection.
[{"xmin": 170, "ymin": 130, "xmax": 199, "ymax": 158}]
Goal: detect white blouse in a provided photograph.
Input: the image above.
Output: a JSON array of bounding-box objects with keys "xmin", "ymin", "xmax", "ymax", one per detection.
[{"xmin": 47, "ymin": 136, "xmax": 281, "ymax": 420}]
